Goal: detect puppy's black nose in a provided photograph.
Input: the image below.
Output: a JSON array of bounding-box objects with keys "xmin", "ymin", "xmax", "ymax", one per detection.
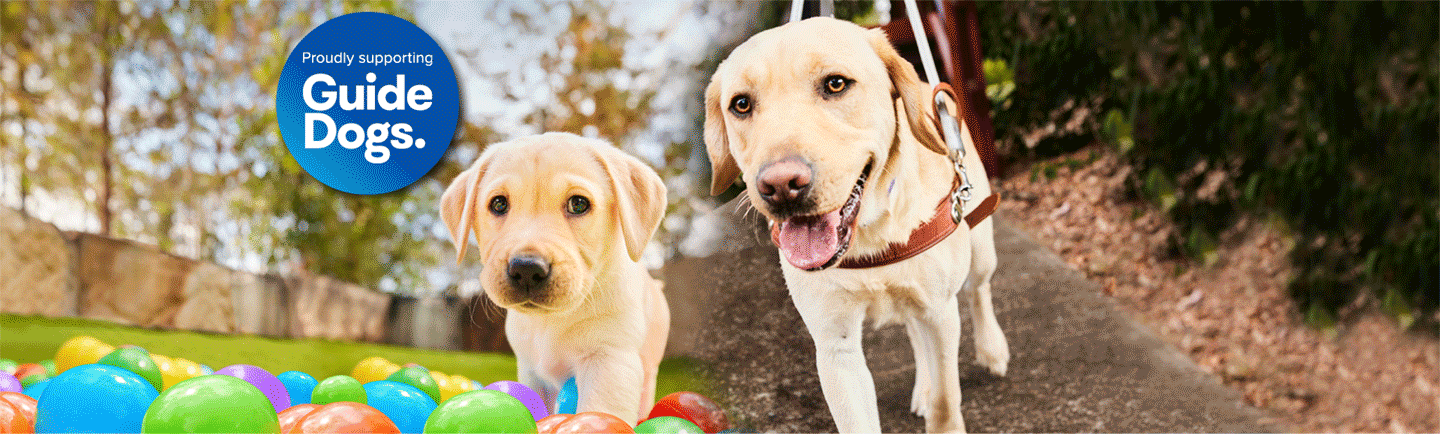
[
  {"xmin": 506, "ymin": 255, "xmax": 550, "ymax": 292},
  {"xmin": 757, "ymin": 158, "xmax": 813, "ymax": 207}
]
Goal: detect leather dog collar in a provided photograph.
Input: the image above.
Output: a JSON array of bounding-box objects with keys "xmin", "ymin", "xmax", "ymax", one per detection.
[{"xmin": 766, "ymin": 183, "xmax": 999, "ymax": 270}]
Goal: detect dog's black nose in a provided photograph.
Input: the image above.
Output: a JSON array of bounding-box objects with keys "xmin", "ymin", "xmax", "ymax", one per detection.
[
  {"xmin": 757, "ymin": 158, "xmax": 813, "ymax": 207},
  {"xmin": 506, "ymin": 255, "xmax": 550, "ymax": 292}
]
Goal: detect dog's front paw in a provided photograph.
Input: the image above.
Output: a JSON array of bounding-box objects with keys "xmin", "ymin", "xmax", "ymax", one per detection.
[
  {"xmin": 910, "ymin": 380, "xmax": 929, "ymax": 417},
  {"xmin": 974, "ymin": 341, "xmax": 1009, "ymax": 377}
]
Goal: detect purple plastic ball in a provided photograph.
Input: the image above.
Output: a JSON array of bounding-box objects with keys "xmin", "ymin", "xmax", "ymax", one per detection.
[
  {"xmin": 0, "ymin": 371, "xmax": 19, "ymax": 393},
  {"xmin": 483, "ymin": 380, "xmax": 548, "ymax": 421},
  {"xmin": 215, "ymin": 364, "xmax": 291, "ymax": 412}
]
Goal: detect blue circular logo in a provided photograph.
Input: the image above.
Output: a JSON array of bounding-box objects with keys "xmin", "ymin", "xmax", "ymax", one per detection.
[{"xmin": 276, "ymin": 12, "xmax": 459, "ymax": 195}]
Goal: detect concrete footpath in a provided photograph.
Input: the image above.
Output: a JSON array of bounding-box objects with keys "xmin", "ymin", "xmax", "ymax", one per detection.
[{"xmin": 661, "ymin": 201, "xmax": 1281, "ymax": 432}]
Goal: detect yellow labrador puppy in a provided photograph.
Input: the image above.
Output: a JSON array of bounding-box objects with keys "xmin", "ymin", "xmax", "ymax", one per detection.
[
  {"xmin": 704, "ymin": 18, "xmax": 1008, "ymax": 433},
  {"xmin": 441, "ymin": 132, "xmax": 669, "ymax": 424}
]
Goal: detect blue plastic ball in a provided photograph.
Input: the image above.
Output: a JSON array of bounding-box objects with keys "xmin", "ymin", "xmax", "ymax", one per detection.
[
  {"xmin": 277, "ymin": 371, "xmax": 318, "ymax": 407},
  {"xmin": 555, "ymin": 377, "xmax": 578, "ymax": 415},
  {"xmin": 363, "ymin": 380, "xmax": 436, "ymax": 433},
  {"xmin": 34, "ymin": 364, "xmax": 158, "ymax": 433},
  {"xmin": 22, "ymin": 379, "xmax": 49, "ymax": 400}
]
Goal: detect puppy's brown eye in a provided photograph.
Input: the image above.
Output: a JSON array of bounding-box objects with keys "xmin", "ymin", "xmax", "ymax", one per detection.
[
  {"xmin": 566, "ymin": 195, "xmax": 590, "ymax": 216},
  {"xmin": 729, "ymin": 95, "xmax": 752, "ymax": 116},
  {"xmin": 489, "ymin": 196, "xmax": 508, "ymax": 216},
  {"xmin": 824, "ymin": 75, "xmax": 849, "ymax": 94}
]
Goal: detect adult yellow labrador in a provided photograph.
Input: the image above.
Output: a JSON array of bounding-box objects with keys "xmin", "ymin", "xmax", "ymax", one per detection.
[
  {"xmin": 704, "ymin": 18, "xmax": 1008, "ymax": 433},
  {"xmin": 441, "ymin": 133, "xmax": 669, "ymax": 424}
]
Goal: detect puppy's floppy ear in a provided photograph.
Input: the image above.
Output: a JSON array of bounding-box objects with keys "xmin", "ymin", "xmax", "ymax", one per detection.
[
  {"xmin": 598, "ymin": 147, "xmax": 668, "ymax": 262},
  {"xmin": 869, "ymin": 29, "xmax": 948, "ymax": 155},
  {"xmin": 704, "ymin": 76, "xmax": 742, "ymax": 196},
  {"xmin": 440, "ymin": 152, "xmax": 491, "ymax": 265}
]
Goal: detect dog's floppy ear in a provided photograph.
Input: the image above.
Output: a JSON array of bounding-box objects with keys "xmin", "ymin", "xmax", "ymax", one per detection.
[
  {"xmin": 598, "ymin": 147, "xmax": 668, "ymax": 262},
  {"xmin": 869, "ymin": 29, "xmax": 948, "ymax": 155},
  {"xmin": 440, "ymin": 152, "xmax": 491, "ymax": 265},
  {"xmin": 704, "ymin": 76, "xmax": 742, "ymax": 196}
]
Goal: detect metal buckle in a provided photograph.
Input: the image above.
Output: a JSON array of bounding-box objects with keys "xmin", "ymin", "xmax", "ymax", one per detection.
[{"xmin": 935, "ymin": 92, "xmax": 973, "ymax": 223}]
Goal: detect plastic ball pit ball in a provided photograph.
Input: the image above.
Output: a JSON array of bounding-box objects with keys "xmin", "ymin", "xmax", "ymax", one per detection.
[
  {"xmin": 287, "ymin": 401, "xmax": 399, "ymax": 434},
  {"xmin": 278, "ymin": 371, "xmax": 319, "ymax": 406},
  {"xmin": 312, "ymin": 375, "xmax": 367, "ymax": 405},
  {"xmin": 536, "ymin": 414, "xmax": 572, "ymax": 433},
  {"xmin": 386, "ymin": 366, "xmax": 441, "ymax": 404},
  {"xmin": 278, "ymin": 404, "xmax": 320, "ymax": 432},
  {"xmin": 484, "ymin": 380, "xmax": 549, "ymax": 421},
  {"xmin": 0, "ymin": 373, "xmax": 19, "ymax": 394},
  {"xmin": 556, "ymin": 377, "xmax": 579, "ymax": 415},
  {"xmin": 553, "ymin": 412, "xmax": 634, "ymax": 434},
  {"xmin": 0, "ymin": 392, "xmax": 37, "ymax": 431},
  {"xmin": 97, "ymin": 347, "xmax": 163, "ymax": 392},
  {"xmin": 352, "ymin": 357, "xmax": 401, "ymax": 384},
  {"xmin": 35, "ymin": 364, "xmax": 157, "ymax": 433},
  {"xmin": 140, "ymin": 375, "xmax": 280, "ymax": 433},
  {"xmin": 37, "ymin": 361, "xmax": 55, "ymax": 378},
  {"xmin": 17, "ymin": 374, "xmax": 46, "ymax": 389},
  {"xmin": 215, "ymin": 364, "xmax": 291, "ymax": 413},
  {"xmin": 20, "ymin": 381, "xmax": 47, "ymax": 400},
  {"xmin": 361, "ymin": 380, "xmax": 435, "ymax": 433},
  {"xmin": 647, "ymin": 391, "xmax": 730, "ymax": 433},
  {"xmin": 0, "ymin": 360, "xmax": 16, "ymax": 376},
  {"xmin": 423, "ymin": 389, "xmax": 537, "ymax": 434},
  {"xmin": 12, "ymin": 365, "xmax": 44, "ymax": 382},
  {"xmin": 53, "ymin": 336, "xmax": 113, "ymax": 374},
  {"xmin": 634, "ymin": 416, "xmax": 705, "ymax": 434}
]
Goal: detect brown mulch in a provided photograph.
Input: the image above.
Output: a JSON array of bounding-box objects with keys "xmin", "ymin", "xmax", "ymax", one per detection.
[{"xmin": 993, "ymin": 146, "xmax": 1439, "ymax": 433}]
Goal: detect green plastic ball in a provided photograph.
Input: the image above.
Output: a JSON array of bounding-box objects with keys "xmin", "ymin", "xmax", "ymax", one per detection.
[
  {"xmin": 98, "ymin": 347, "xmax": 164, "ymax": 392},
  {"xmin": 39, "ymin": 359, "xmax": 57, "ymax": 376},
  {"xmin": 636, "ymin": 416, "xmax": 705, "ymax": 434},
  {"xmin": 424, "ymin": 390, "xmax": 537, "ymax": 433},
  {"xmin": 386, "ymin": 366, "xmax": 441, "ymax": 404},
  {"xmin": 0, "ymin": 359, "xmax": 16, "ymax": 375},
  {"xmin": 19, "ymin": 372, "xmax": 48, "ymax": 388},
  {"xmin": 141, "ymin": 375, "xmax": 281, "ymax": 433},
  {"xmin": 311, "ymin": 375, "xmax": 366, "ymax": 405}
]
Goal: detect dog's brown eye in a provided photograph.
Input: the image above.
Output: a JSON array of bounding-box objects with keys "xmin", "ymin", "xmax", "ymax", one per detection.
[
  {"xmin": 729, "ymin": 95, "xmax": 751, "ymax": 116},
  {"xmin": 566, "ymin": 195, "xmax": 590, "ymax": 216},
  {"xmin": 824, "ymin": 75, "xmax": 849, "ymax": 94},
  {"xmin": 489, "ymin": 196, "xmax": 508, "ymax": 216}
]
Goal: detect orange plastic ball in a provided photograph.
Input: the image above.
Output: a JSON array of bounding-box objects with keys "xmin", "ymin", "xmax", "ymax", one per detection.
[
  {"xmin": 0, "ymin": 397, "xmax": 30, "ymax": 433},
  {"xmin": 10, "ymin": 366, "xmax": 42, "ymax": 382},
  {"xmin": 536, "ymin": 414, "xmax": 573, "ymax": 434},
  {"xmin": 278, "ymin": 404, "xmax": 320, "ymax": 433},
  {"xmin": 553, "ymin": 412, "xmax": 633, "ymax": 434},
  {"xmin": 289, "ymin": 402, "xmax": 400, "ymax": 434}
]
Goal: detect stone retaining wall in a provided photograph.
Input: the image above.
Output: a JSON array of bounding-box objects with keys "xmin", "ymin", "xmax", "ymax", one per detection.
[{"xmin": 0, "ymin": 207, "xmax": 509, "ymax": 352}]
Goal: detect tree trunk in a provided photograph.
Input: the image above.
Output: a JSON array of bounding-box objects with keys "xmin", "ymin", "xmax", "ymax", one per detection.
[{"xmin": 97, "ymin": 16, "xmax": 114, "ymax": 236}]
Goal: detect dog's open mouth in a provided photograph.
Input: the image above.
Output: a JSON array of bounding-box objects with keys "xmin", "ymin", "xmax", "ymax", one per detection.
[{"xmin": 775, "ymin": 162, "xmax": 871, "ymax": 271}]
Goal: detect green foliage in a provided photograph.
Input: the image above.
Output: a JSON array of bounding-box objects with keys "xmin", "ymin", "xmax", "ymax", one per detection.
[{"xmin": 978, "ymin": 1, "xmax": 1439, "ymax": 326}]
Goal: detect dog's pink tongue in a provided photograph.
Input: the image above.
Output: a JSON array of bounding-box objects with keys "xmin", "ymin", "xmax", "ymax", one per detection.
[{"xmin": 777, "ymin": 210, "xmax": 842, "ymax": 270}]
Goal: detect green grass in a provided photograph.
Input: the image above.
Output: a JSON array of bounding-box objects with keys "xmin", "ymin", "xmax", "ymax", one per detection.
[{"xmin": 0, "ymin": 314, "xmax": 706, "ymax": 396}]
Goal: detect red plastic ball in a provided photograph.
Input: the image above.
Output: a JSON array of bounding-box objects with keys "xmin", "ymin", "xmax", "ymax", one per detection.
[
  {"xmin": 289, "ymin": 402, "xmax": 400, "ymax": 434},
  {"xmin": 278, "ymin": 404, "xmax": 320, "ymax": 433},
  {"xmin": 646, "ymin": 392, "xmax": 730, "ymax": 433},
  {"xmin": 536, "ymin": 414, "xmax": 573, "ymax": 434},
  {"xmin": 553, "ymin": 412, "xmax": 633, "ymax": 434}
]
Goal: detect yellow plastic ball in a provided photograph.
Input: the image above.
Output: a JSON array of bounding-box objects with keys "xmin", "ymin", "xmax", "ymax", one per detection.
[
  {"xmin": 150, "ymin": 353, "xmax": 188, "ymax": 390},
  {"xmin": 351, "ymin": 356, "xmax": 400, "ymax": 383},
  {"xmin": 450, "ymin": 374, "xmax": 474, "ymax": 392},
  {"xmin": 432, "ymin": 370, "xmax": 468, "ymax": 402},
  {"xmin": 54, "ymin": 336, "xmax": 115, "ymax": 374},
  {"xmin": 173, "ymin": 357, "xmax": 206, "ymax": 380}
]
